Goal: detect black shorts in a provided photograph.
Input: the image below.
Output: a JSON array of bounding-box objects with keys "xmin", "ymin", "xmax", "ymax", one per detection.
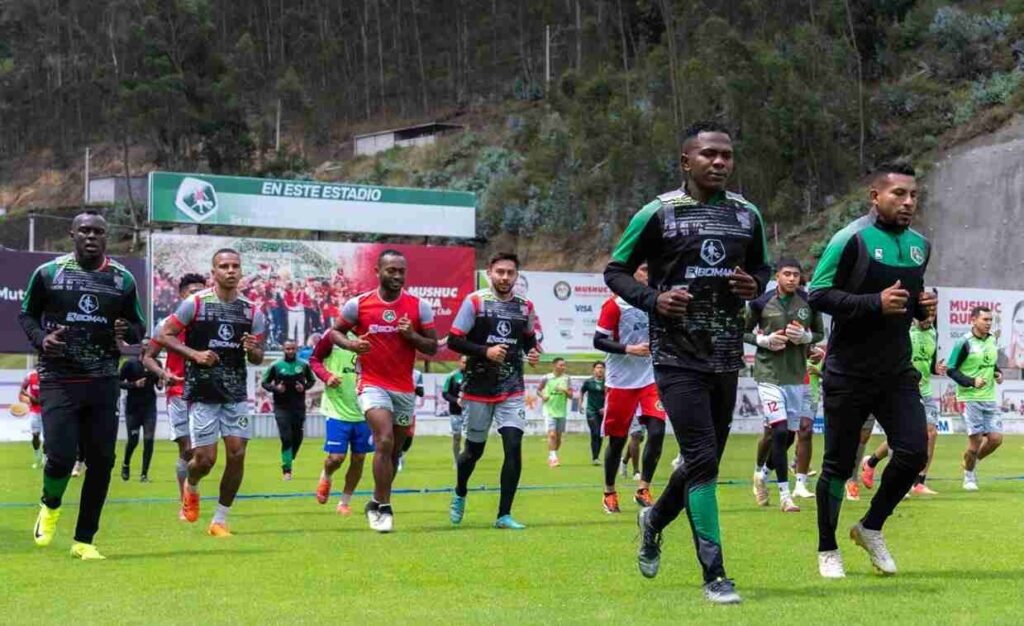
[{"xmin": 125, "ymin": 405, "xmax": 157, "ymax": 431}]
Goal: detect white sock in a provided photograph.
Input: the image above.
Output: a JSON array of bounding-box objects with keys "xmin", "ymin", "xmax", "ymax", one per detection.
[
  {"xmin": 175, "ymin": 458, "xmax": 188, "ymax": 490},
  {"xmin": 778, "ymin": 482, "xmax": 791, "ymax": 498},
  {"xmin": 754, "ymin": 464, "xmax": 762, "ymax": 475},
  {"xmin": 965, "ymin": 470, "xmax": 976, "ymax": 480},
  {"xmin": 549, "ymin": 451, "xmax": 558, "ymax": 460},
  {"xmin": 212, "ymin": 503, "xmax": 230, "ymax": 525},
  {"xmin": 340, "ymin": 492, "xmax": 352, "ymax": 506},
  {"xmin": 796, "ymin": 473, "xmax": 808, "ymax": 485},
  {"xmin": 761, "ymin": 465, "xmax": 770, "ymax": 479},
  {"xmin": 186, "ymin": 481, "xmax": 199, "ymax": 494}
]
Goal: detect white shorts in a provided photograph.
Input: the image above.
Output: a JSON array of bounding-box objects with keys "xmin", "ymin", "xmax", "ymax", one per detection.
[
  {"xmin": 964, "ymin": 401, "xmax": 1001, "ymax": 435},
  {"xmin": 358, "ymin": 386, "xmax": 416, "ymax": 427},
  {"xmin": 628, "ymin": 415, "xmax": 645, "ymax": 439},
  {"xmin": 29, "ymin": 411, "xmax": 42, "ymax": 435},
  {"xmin": 545, "ymin": 416, "xmax": 567, "ymax": 433},
  {"xmin": 464, "ymin": 396, "xmax": 526, "ymax": 443},
  {"xmin": 758, "ymin": 383, "xmax": 807, "ymax": 431},
  {"xmin": 167, "ymin": 395, "xmax": 190, "ymax": 441},
  {"xmin": 450, "ymin": 413, "xmax": 466, "ymax": 435},
  {"xmin": 923, "ymin": 397, "xmax": 939, "ymax": 426},
  {"xmin": 189, "ymin": 401, "xmax": 251, "ymax": 448}
]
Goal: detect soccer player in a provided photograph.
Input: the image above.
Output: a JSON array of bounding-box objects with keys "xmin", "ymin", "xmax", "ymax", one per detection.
[
  {"xmin": 261, "ymin": 339, "xmax": 316, "ymax": 480},
  {"xmin": 442, "ymin": 355, "xmax": 468, "ymax": 465},
  {"xmin": 579, "ymin": 362, "xmax": 607, "ymax": 466},
  {"xmin": 158, "ymin": 248, "xmax": 266, "ymax": 537},
  {"xmin": 595, "ymin": 263, "xmax": 667, "ymax": 513},
  {"xmin": 947, "ymin": 306, "xmax": 1003, "ymax": 491},
  {"xmin": 143, "ymin": 272, "xmax": 207, "ymax": 518},
  {"xmin": 538, "ymin": 358, "xmax": 573, "ymax": 467},
  {"xmin": 605, "ymin": 122, "xmax": 770, "ymax": 604},
  {"xmin": 396, "ymin": 369, "xmax": 425, "ymax": 473},
  {"xmin": 447, "ymin": 252, "xmax": 541, "ymax": 530},
  {"xmin": 119, "ymin": 339, "xmax": 160, "ymax": 482},
  {"xmin": 327, "ymin": 249, "xmax": 437, "ymax": 533},
  {"xmin": 19, "ymin": 368, "xmax": 43, "ymax": 468},
  {"xmin": 19, "ymin": 211, "xmax": 145, "ymax": 559},
  {"xmin": 861, "ymin": 315, "xmax": 946, "ymax": 496},
  {"xmin": 310, "ymin": 332, "xmax": 373, "ymax": 516},
  {"xmin": 809, "ymin": 162, "xmax": 936, "ymax": 578},
  {"xmin": 744, "ymin": 258, "xmax": 824, "ymax": 511}
]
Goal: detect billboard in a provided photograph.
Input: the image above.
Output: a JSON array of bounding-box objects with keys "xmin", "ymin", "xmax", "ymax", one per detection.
[
  {"xmin": 0, "ymin": 249, "xmax": 148, "ymax": 353},
  {"xmin": 936, "ymin": 286, "xmax": 1024, "ymax": 377},
  {"xmin": 150, "ymin": 233, "xmax": 474, "ymax": 358},
  {"xmin": 477, "ymin": 270, "xmax": 610, "ymax": 359},
  {"xmin": 149, "ymin": 172, "xmax": 476, "ymax": 238}
]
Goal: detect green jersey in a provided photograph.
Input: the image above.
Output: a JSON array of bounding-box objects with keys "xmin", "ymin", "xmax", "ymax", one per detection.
[
  {"xmin": 310, "ymin": 334, "xmax": 362, "ymax": 422},
  {"xmin": 947, "ymin": 332, "xmax": 999, "ymax": 402},
  {"xmin": 743, "ymin": 288, "xmax": 823, "ymax": 385},
  {"xmin": 580, "ymin": 377, "xmax": 606, "ymax": 417},
  {"xmin": 541, "ymin": 373, "xmax": 571, "ymax": 418},
  {"xmin": 806, "ymin": 357, "xmax": 822, "ymax": 406},
  {"xmin": 909, "ymin": 324, "xmax": 938, "ymax": 398}
]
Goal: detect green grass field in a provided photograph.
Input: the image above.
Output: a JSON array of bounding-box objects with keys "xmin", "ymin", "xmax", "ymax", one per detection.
[{"xmin": 1, "ymin": 434, "xmax": 1023, "ymax": 625}]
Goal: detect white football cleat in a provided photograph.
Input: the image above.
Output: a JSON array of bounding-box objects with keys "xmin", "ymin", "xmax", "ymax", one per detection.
[{"xmin": 818, "ymin": 550, "xmax": 846, "ymax": 579}]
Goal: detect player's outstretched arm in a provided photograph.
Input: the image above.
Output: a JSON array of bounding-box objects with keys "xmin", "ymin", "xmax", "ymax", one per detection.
[{"xmin": 141, "ymin": 335, "xmax": 171, "ymax": 381}]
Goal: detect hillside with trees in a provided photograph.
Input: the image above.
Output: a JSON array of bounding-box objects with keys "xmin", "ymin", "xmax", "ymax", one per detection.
[{"xmin": 1, "ymin": 0, "xmax": 1023, "ymax": 265}]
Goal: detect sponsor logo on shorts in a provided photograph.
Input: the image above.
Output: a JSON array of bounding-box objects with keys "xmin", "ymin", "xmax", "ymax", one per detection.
[
  {"xmin": 395, "ymin": 414, "xmax": 412, "ymax": 427},
  {"xmin": 655, "ymin": 400, "xmax": 664, "ymax": 412},
  {"xmin": 237, "ymin": 415, "xmax": 249, "ymax": 428}
]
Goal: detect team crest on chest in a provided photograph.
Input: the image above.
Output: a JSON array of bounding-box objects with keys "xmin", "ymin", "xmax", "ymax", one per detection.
[
  {"xmin": 382, "ymin": 310, "xmax": 397, "ymax": 323},
  {"xmin": 909, "ymin": 246, "xmax": 924, "ymax": 265},
  {"xmin": 797, "ymin": 308, "xmax": 809, "ymax": 321}
]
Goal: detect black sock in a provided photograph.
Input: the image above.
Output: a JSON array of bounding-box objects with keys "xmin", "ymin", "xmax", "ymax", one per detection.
[
  {"xmin": 640, "ymin": 417, "xmax": 665, "ymax": 484},
  {"xmin": 456, "ymin": 440, "xmax": 486, "ymax": 498},
  {"xmin": 604, "ymin": 436, "xmax": 627, "ymax": 487},
  {"xmin": 497, "ymin": 427, "xmax": 523, "ymax": 517},
  {"xmin": 867, "ymin": 454, "xmax": 880, "ymax": 468},
  {"xmin": 915, "ymin": 473, "xmax": 926, "ymax": 485},
  {"xmin": 379, "ymin": 503, "xmax": 393, "ymax": 514}
]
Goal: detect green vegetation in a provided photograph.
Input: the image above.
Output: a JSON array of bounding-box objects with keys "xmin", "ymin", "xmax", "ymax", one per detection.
[
  {"xmin": 1, "ymin": 435, "xmax": 1022, "ymax": 623},
  {"xmin": 2, "ymin": 2, "xmax": 1024, "ymax": 264}
]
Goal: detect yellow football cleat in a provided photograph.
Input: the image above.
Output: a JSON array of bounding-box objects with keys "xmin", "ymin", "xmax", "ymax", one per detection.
[
  {"xmin": 207, "ymin": 522, "xmax": 232, "ymax": 537},
  {"xmin": 33, "ymin": 504, "xmax": 60, "ymax": 547},
  {"xmin": 70, "ymin": 542, "xmax": 106, "ymax": 560}
]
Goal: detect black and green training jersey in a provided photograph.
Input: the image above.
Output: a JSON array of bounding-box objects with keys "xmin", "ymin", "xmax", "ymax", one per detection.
[
  {"xmin": 605, "ymin": 187, "xmax": 771, "ymax": 373},
  {"xmin": 19, "ymin": 254, "xmax": 145, "ymax": 382},
  {"xmin": 580, "ymin": 377, "xmax": 606, "ymax": 416},
  {"xmin": 947, "ymin": 332, "xmax": 999, "ymax": 401},
  {"xmin": 809, "ymin": 212, "xmax": 931, "ymax": 378},
  {"xmin": 261, "ymin": 357, "xmax": 315, "ymax": 412},
  {"xmin": 743, "ymin": 288, "xmax": 824, "ymax": 386}
]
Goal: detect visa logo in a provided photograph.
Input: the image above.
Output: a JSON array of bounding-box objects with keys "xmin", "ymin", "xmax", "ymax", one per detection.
[{"xmin": 575, "ymin": 305, "xmax": 592, "ymax": 313}]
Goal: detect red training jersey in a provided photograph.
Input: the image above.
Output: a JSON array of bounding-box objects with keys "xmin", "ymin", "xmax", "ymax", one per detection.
[{"xmin": 337, "ymin": 289, "xmax": 434, "ymax": 394}]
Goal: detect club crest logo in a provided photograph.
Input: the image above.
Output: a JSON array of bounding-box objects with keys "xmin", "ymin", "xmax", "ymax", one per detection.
[
  {"xmin": 797, "ymin": 308, "xmax": 809, "ymax": 321},
  {"xmin": 910, "ymin": 246, "xmax": 925, "ymax": 265},
  {"xmin": 700, "ymin": 239, "xmax": 726, "ymax": 266},
  {"xmin": 874, "ymin": 248, "xmax": 884, "ymax": 261},
  {"xmin": 382, "ymin": 310, "xmax": 397, "ymax": 323},
  {"xmin": 553, "ymin": 281, "xmax": 572, "ymax": 301},
  {"xmin": 218, "ymin": 323, "xmax": 235, "ymax": 341},
  {"xmin": 174, "ymin": 177, "xmax": 219, "ymax": 222},
  {"xmin": 78, "ymin": 294, "xmax": 99, "ymax": 314},
  {"xmin": 496, "ymin": 320, "xmax": 512, "ymax": 337}
]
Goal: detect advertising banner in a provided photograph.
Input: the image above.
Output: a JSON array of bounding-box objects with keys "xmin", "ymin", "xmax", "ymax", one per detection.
[
  {"xmin": 150, "ymin": 233, "xmax": 474, "ymax": 358},
  {"xmin": 149, "ymin": 172, "xmax": 476, "ymax": 238},
  {"xmin": 0, "ymin": 249, "xmax": 148, "ymax": 353},
  {"xmin": 477, "ymin": 270, "xmax": 610, "ymax": 359},
  {"xmin": 936, "ymin": 286, "xmax": 1024, "ymax": 378}
]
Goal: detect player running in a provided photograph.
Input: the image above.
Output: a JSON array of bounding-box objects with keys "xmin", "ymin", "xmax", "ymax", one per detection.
[
  {"xmin": 442, "ymin": 356, "xmax": 468, "ymax": 466},
  {"xmin": 119, "ymin": 340, "xmax": 160, "ymax": 482},
  {"xmin": 310, "ymin": 332, "xmax": 374, "ymax": 515},
  {"xmin": 809, "ymin": 162, "xmax": 936, "ymax": 578},
  {"xmin": 158, "ymin": 248, "xmax": 266, "ymax": 537},
  {"xmin": 605, "ymin": 122, "xmax": 770, "ymax": 604},
  {"xmin": 579, "ymin": 362, "xmax": 606, "ymax": 466},
  {"xmin": 327, "ymin": 249, "xmax": 438, "ymax": 533},
  {"xmin": 744, "ymin": 258, "xmax": 823, "ymax": 512},
  {"xmin": 447, "ymin": 252, "xmax": 541, "ymax": 530},
  {"xmin": 947, "ymin": 306, "xmax": 1003, "ymax": 491},
  {"xmin": 538, "ymin": 358, "xmax": 573, "ymax": 467},
  {"xmin": 19, "ymin": 211, "xmax": 145, "ymax": 559},
  {"xmin": 19, "ymin": 368, "xmax": 43, "ymax": 468},
  {"xmin": 143, "ymin": 273, "xmax": 207, "ymax": 518},
  {"xmin": 595, "ymin": 263, "xmax": 667, "ymax": 513},
  {"xmin": 261, "ymin": 339, "xmax": 316, "ymax": 480},
  {"xmin": 861, "ymin": 315, "xmax": 945, "ymax": 495}
]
